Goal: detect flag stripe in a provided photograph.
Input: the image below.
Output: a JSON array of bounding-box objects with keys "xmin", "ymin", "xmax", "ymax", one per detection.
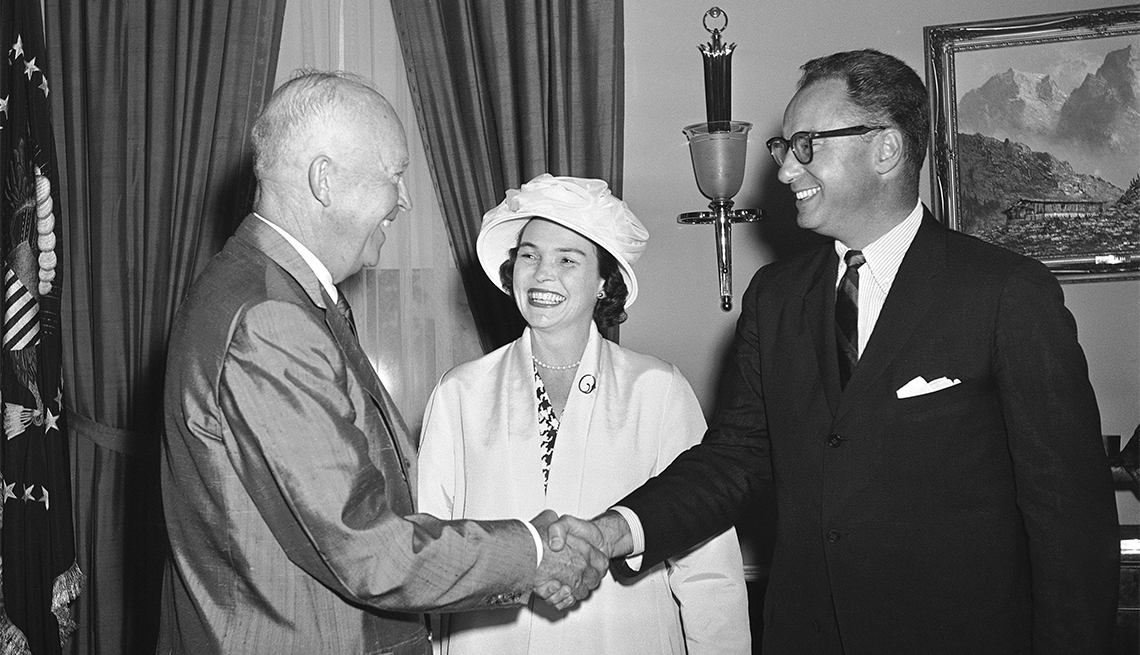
[{"xmin": 4, "ymin": 268, "xmax": 40, "ymax": 350}]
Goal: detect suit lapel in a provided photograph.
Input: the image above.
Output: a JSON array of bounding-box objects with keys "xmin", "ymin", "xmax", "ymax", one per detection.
[
  {"xmin": 835, "ymin": 211, "xmax": 946, "ymax": 421},
  {"xmin": 235, "ymin": 216, "xmax": 418, "ymax": 499},
  {"xmin": 802, "ymin": 248, "xmax": 843, "ymax": 415},
  {"xmin": 321, "ymin": 286, "xmax": 418, "ymax": 497}
]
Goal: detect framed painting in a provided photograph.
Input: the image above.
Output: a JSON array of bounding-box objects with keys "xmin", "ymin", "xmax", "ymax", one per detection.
[{"xmin": 925, "ymin": 7, "xmax": 1140, "ymax": 282}]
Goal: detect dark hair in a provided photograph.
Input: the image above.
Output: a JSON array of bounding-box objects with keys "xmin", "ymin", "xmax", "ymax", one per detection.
[
  {"xmin": 799, "ymin": 49, "xmax": 929, "ymax": 186},
  {"xmin": 498, "ymin": 223, "xmax": 629, "ymax": 328}
]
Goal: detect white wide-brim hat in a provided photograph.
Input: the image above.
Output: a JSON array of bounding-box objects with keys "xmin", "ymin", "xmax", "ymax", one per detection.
[{"xmin": 476, "ymin": 174, "xmax": 649, "ymax": 307}]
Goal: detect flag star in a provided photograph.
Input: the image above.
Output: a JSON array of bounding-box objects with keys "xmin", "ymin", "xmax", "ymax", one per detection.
[
  {"xmin": 38, "ymin": 486, "xmax": 49, "ymax": 510},
  {"xmin": 0, "ymin": 95, "xmax": 8, "ymax": 118},
  {"xmin": 39, "ymin": 76, "xmax": 49, "ymax": 97},
  {"xmin": 10, "ymin": 35, "xmax": 24, "ymax": 60},
  {"xmin": 56, "ymin": 386, "xmax": 63, "ymax": 410},
  {"xmin": 24, "ymin": 57, "xmax": 39, "ymax": 80},
  {"xmin": 2, "ymin": 481, "xmax": 14, "ymax": 502},
  {"xmin": 44, "ymin": 407, "xmax": 59, "ymax": 433},
  {"xmin": 23, "ymin": 484, "xmax": 35, "ymax": 502}
]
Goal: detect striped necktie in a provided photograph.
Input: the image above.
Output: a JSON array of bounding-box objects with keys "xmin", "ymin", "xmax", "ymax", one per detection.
[
  {"xmin": 835, "ymin": 250, "xmax": 865, "ymax": 389},
  {"xmin": 335, "ymin": 288, "xmax": 357, "ymax": 337}
]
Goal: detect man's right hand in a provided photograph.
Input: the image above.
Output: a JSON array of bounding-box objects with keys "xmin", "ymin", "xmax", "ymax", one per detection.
[
  {"xmin": 530, "ymin": 510, "xmax": 608, "ymax": 610},
  {"xmin": 548, "ymin": 510, "xmax": 633, "ymax": 560}
]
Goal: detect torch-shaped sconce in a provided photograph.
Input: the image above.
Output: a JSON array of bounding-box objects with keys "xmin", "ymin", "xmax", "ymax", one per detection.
[{"xmin": 677, "ymin": 6, "xmax": 761, "ymax": 312}]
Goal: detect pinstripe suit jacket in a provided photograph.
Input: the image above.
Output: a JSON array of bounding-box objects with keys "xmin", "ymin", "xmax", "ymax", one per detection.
[
  {"xmin": 618, "ymin": 210, "xmax": 1119, "ymax": 654},
  {"xmin": 159, "ymin": 215, "xmax": 535, "ymax": 655}
]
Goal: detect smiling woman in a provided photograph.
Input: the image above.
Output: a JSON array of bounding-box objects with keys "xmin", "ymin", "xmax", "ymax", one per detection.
[
  {"xmin": 416, "ymin": 174, "xmax": 751, "ymax": 655},
  {"xmin": 508, "ymin": 219, "xmax": 606, "ymax": 344}
]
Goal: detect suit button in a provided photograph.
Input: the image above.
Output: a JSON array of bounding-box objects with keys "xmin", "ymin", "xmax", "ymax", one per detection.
[
  {"xmin": 826, "ymin": 530, "xmax": 841, "ymax": 543},
  {"xmin": 827, "ymin": 433, "xmax": 843, "ymax": 448}
]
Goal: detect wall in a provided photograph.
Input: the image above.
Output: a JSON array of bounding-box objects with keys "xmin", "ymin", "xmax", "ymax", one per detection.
[{"xmin": 620, "ymin": 0, "xmax": 1140, "ymax": 537}]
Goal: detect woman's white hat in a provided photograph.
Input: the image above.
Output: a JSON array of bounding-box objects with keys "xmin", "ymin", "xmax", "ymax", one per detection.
[{"xmin": 476, "ymin": 174, "xmax": 649, "ymax": 307}]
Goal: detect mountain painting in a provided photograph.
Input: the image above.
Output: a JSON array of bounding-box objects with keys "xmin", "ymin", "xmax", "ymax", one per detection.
[{"xmin": 934, "ymin": 19, "xmax": 1140, "ymax": 279}]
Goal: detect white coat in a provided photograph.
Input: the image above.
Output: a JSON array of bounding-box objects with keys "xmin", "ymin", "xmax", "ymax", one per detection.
[{"xmin": 417, "ymin": 326, "xmax": 750, "ymax": 654}]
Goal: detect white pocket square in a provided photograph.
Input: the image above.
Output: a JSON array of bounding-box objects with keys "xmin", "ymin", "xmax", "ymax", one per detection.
[{"xmin": 896, "ymin": 375, "xmax": 960, "ymax": 399}]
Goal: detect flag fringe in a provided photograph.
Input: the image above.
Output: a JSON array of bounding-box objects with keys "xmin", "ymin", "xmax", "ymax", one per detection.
[
  {"xmin": 0, "ymin": 559, "xmax": 83, "ymax": 654},
  {"xmin": 0, "ymin": 613, "xmax": 31, "ymax": 655},
  {"xmin": 50, "ymin": 560, "xmax": 84, "ymax": 647}
]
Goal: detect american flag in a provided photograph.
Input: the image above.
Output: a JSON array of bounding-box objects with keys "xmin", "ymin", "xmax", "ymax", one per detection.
[{"xmin": 0, "ymin": 2, "xmax": 83, "ymax": 654}]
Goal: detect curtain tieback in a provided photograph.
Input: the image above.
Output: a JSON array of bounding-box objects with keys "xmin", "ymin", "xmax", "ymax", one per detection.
[{"xmin": 66, "ymin": 409, "xmax": 159, "ymax": 460}]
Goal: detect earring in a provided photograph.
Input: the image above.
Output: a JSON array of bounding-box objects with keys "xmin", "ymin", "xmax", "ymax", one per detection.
[{"xmin": 596, "ymin": 291, "xmax": 604, "ymax": 299}]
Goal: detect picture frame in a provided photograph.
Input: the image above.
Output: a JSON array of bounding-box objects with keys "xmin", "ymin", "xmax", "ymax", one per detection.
[{"xmin": 925, "ymin": 7, "xmax": 1140, "ymax": 282}]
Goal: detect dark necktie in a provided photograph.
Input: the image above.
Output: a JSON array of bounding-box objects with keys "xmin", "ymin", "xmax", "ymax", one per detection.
[
  {"xmin": 835, "ymin": 250, "xmax": 865, "ymax": 389},
  {"xmin": 335, "ymin": 288, "xmax": 357, "ymax": 337}
]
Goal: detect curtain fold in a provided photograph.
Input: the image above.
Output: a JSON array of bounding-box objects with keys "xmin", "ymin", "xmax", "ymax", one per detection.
[
  {"xmin": 42, "ymin": 1, "xmax": 286, "ymax": 652},
  {"xmin": 273, "ymin": 0, "xmax": 488, "ymax": 438},
  {"xmin": 390, "ymin": 0, "xmax": 625, "ymax": 351}
]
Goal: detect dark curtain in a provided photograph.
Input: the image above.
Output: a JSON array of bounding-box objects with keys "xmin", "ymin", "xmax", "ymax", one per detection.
[
  {"xmin": 41, "ymin": 1, "xmax": 287, "ymax": 653},
  {"xmin": 390, "ymin": 0, "xmax": 625, "ymax": 351}
]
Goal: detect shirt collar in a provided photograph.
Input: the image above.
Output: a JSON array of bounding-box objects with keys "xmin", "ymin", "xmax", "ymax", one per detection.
[
  {"xmin": 835, "ymin": 199, "xmax": 923, "ymax": 294},
  {"xmin": 254, "ymin": 212, "xmax": 339, "ymax": 303}
]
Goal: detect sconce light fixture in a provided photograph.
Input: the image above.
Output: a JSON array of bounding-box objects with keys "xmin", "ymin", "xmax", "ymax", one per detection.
[{"xmin": 677, "ymin": 6, "xmax": 761, "ymax": 312}]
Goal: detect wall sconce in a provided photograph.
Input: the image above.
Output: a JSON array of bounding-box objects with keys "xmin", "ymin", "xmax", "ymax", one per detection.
[{"xmin": 677, "ymin": 7, "xmax": 761, "ymax": 312}]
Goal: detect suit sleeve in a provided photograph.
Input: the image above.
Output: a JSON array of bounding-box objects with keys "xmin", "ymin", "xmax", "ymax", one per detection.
[
  {"xmin": 218, "ymin": 301, "xmax": 536, "ymax": 613},
  {"xmin": 994, "ymin": 261, "xmax": 1119, "ymax": 654},
  {"xmin": 617, "ymin": 269, "xmax": 774, "ymax": 570},
  {"xmin": 658, "ymin": 367, "xmax": 752, "ymax": 654}
]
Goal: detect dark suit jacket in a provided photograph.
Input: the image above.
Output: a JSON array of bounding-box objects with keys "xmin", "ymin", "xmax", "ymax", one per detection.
[
  {"xmin": 619, "ymin": 210, "xmax": 1120, "ymax": 655},
  {"xmin": 159, "ymin": 216, "xmax": 535, "ymax": 655}
]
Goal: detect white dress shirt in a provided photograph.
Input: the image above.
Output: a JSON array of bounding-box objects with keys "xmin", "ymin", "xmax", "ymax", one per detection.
[{"xmin": 834, "ymin": 200, "xmax": 923, "ymax": 355}]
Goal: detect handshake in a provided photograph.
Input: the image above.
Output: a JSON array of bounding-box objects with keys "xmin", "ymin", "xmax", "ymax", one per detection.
[{"xmin": 528, "ymin": 509, "xmax": 634, "ymax": 610}]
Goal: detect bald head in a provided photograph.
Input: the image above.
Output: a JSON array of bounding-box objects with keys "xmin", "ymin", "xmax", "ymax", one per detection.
[
  {"xmin": 250, "ymin": 71, "xmax": 412, "ymax": 282},
  {"xmin": 252, "ymin": 72, "xmax": 404, "ymax": 187}
]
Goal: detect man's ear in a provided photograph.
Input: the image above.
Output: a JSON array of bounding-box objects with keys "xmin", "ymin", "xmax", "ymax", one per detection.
[
  {"xmin": 874, "ymin": 128, "xmax": 904, "ymax": 176},
  {"xmin": 308, "ymin": 155, "xmax": 333, "ymax": 207}
]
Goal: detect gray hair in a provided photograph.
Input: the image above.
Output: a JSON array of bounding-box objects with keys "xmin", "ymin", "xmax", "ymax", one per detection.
[{"xmin": 251, "ymin": 71, "xmax": 379, "ymax": 178}]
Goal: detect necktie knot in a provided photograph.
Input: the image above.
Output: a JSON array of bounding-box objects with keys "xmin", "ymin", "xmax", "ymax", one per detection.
[{"xmin": 844, "ymin": 249, "xmax": 866, "ymax": 269}]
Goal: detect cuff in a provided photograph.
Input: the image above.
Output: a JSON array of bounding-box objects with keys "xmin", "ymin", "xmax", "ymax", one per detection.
[
  {"xmin": 610, "ymin": 505, "xmax": 645, "ymax": 572},
  {"xmin": 522, "ymin": 520, "xmax": 543, "ymax": 568}
]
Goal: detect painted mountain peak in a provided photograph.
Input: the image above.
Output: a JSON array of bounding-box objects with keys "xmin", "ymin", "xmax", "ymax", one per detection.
[
  {"xmin": 956, "ymin": 43, "xmax": 1139, "ymax": 188},
  {"xmin": 952, "ymin": 43, "xmax": 1139, "ymax": 266},
  {"xmin": 958, "ymin": 68, "xmax": 1066, "ymax": 136},
  {"xmin": 1055, "ymin": 43, "xmax": 1139, "ymax": 153}
]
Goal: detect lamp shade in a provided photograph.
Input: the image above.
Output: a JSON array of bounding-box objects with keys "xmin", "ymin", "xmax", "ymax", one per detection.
[{"xmin": 684, "ymin": 121, "xmax": 751, "ymax": 201}]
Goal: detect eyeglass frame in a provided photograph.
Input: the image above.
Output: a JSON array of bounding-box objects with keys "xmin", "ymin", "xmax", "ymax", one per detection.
[{"xmin": 765, "ymin": 125, "xmax": 888, "ymax": 166}]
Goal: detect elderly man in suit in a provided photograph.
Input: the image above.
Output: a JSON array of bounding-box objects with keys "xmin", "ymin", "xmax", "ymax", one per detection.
[
  {"xmin": 159, "ymin": 71, "xmax": 605, "ymax": 655},
  {"xmin": 552, "ymin": 49, "xmax": 1120, "ymax": 654}
]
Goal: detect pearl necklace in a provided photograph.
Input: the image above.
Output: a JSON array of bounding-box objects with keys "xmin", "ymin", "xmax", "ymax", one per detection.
[{"xmin": 532, "ymin": 355, "xmax": 580, "ymax": 371}]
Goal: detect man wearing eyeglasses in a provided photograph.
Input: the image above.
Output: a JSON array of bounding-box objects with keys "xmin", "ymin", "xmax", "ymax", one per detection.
[{"xmin": 551, "ymin": 49, "xmax": 1119, "ymax": 654}]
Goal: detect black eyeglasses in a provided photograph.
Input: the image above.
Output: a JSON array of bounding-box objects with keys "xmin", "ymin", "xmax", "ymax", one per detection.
[{"xmin": 765, "ymin": 125, "xmax": 887, "ymax": 165}]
